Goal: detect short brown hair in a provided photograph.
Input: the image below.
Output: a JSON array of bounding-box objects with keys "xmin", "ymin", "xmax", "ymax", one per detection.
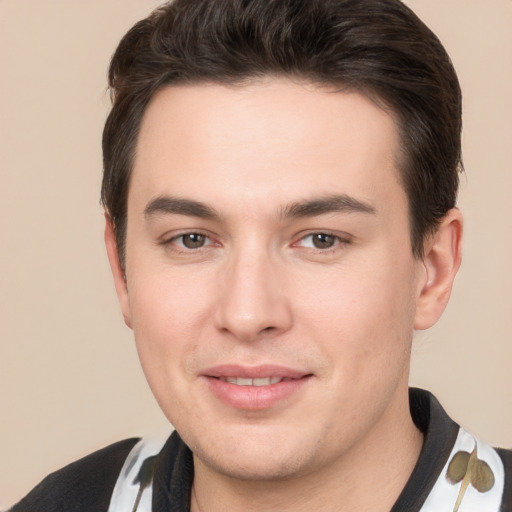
[{"xmin": 102, "ymin": 0, "xmax": 462, "ymax": 265}]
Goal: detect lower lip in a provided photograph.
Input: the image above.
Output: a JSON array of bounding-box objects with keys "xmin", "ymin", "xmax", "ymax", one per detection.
[{"xmin": 204, "ymin": 376, "xmax": 311, "ymax": 410}]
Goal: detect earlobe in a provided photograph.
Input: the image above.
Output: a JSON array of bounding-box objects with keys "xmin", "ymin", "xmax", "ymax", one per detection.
[
  {"xmin": 104, "ymin": 216, "xmax": 133, "ymax": 329},
  {"xmin": 414, "ymin": 209, "xmax": 463, "ymax": 330}
]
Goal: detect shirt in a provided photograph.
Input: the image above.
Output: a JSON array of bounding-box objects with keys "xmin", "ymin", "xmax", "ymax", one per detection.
[{"xmin": 9, "ymin": 389, "xmax": 512, "ymax": 511}]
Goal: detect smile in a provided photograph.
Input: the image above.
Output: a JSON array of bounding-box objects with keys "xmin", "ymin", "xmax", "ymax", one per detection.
[
  {"xmin": 219, "ymin": 376, "xmax": 294, "ymax": 386},
  {"xmin": 204, "ymin": 367, "xmax": 312, "ymax": 410}
]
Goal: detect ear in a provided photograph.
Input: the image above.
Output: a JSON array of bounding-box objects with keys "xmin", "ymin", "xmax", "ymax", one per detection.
[
  {"xmin": 104, "ymin": 215, "xmax": 133, "ymax": 329},
  {"xmin": 414, "ymin": 209, "xmax": 463, "ymax": 330}
]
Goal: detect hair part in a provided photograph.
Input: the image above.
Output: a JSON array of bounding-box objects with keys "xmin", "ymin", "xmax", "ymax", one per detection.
[{"xmin": 101, "ymin": 0, "xmax": 462, "ymax": 266}]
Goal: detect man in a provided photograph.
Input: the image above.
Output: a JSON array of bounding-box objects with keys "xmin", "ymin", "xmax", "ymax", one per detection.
[{"xmin": 10, "ymin": 0, "xmax": 511, "ymax": 511}]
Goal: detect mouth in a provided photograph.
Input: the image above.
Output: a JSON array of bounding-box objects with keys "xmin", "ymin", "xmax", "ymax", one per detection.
[
  {"xmin": 203, "ymin": 365, "xmax": 312, "ymax": 410},
  {"xmin": 217, "ymin": 376, "xmax": 297, "ymax": 386}
]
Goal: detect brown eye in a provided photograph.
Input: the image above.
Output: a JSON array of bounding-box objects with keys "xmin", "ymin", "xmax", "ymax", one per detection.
[
  {"xmin": 180, "ymin": 233, "xmax": 207, "ymax": 249},
  {"xmin": 311, "ymin": 233, "xmax": 337, "ymax": 249}
]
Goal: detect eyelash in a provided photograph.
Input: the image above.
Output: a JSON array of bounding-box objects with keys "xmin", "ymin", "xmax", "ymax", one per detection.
[
  {"xmin": 292, "ymin": 232, "xmax": 351, "ymax": 253},
  {"xmin": 161, "ymin": 231, "xmax": 351, "ymax": 254},
  {"xmin": 162, "ymin": 231, "xmax": 216, "ymax": 252}
]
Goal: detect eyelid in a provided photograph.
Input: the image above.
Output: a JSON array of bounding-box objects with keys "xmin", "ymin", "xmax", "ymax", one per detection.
[
  {"xmin": 158, "ymin": 229, "xmax": 352, "ymax": 252},
  {"xmin": 292, "ymin": 231, "xmax": 353, "ymax": 250},
  {"xmin": 160, "ymin": 230, "xmax": 219, "ymax": 250}
]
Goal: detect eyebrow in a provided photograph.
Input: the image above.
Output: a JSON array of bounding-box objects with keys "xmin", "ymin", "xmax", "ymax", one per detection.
[
  {"xmin": 281, "ymin": 194, "xmax": 376, "ymax": 218},
  {"xmin": 144, "ymin": 196, "xmax": 221, "ymax": 220},
  {"xmin": 144, "ymin": 193, "xmax": 376, "ymax": 222}
]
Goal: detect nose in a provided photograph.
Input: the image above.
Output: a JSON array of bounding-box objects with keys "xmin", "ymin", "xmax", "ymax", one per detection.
[{"xmin": 213, "ymin": 247, "xmax": 293, "ymax": 342}]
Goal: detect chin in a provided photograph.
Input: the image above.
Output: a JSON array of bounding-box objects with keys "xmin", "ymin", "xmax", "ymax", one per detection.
[
  {"xmin": 194, "ymin": 446, "xmax": 312, "ymax": 482},
  {"xmin": 187, "ymin": 425, "xmax": 318, "ymax": 482}
]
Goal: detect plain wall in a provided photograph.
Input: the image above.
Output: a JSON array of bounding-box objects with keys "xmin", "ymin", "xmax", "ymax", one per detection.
[{"xmin": 1, "ymin": 0, "xmax": 511, "ymax": 507}]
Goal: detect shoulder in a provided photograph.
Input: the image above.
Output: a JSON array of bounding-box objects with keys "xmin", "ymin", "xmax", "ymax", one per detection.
[
  {"xmin": 9, "ymin": 438, "xmax": 140, "ymax": 512},
  {"xmin": 404, "ymin": 389, "xmax": 512, "ymax": 511}
]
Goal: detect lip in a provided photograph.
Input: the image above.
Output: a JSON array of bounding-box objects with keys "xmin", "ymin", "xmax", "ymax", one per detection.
[{"xmin": 202, "ymin": 364, "xmax": 312, "ymax": 410}]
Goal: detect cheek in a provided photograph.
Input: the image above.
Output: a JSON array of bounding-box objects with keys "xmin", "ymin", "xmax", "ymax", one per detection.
[
  {"xmin": 126, "ymin": 275, "xmax": 205, "ymax": 426},
  {"xmin": 126, "ymin": 269, "xmax": 212, "ymax": 391},
  {"xmin": 295, "ymin": 258, "xmax": 417, "ymax": 368},
  {"xmin": 129, "ymin": 265, "xmax": 211, "ymax": 337}
]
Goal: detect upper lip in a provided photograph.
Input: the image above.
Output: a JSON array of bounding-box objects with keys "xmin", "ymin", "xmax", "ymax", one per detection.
[{"xmin": 202, "ymin": 364, "xmax": 310, "ymax": 380}]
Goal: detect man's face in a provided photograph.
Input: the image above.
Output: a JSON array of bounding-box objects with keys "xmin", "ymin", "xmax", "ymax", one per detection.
[{"xmin": 115, "ymin": 79, "xmax": 427, "ymax": 480}]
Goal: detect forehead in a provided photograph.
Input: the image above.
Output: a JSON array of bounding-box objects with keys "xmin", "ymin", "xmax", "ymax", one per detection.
[{"xmin": 130, "ymin": 79, "xmax": 404, "ymax": 217}]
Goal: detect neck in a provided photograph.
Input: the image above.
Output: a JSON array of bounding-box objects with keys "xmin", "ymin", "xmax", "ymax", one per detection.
[{"xmin": 190, "ymin": 387, "xmax": 423, "ymax": 512}]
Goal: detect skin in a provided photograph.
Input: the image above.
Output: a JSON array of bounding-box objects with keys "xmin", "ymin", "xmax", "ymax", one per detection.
[{"xmin": 105, "ymin": 79, "xmax": 462, "ymax": 512}]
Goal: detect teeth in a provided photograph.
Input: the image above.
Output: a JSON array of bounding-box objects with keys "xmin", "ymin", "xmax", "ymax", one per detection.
[
  {"xmin": 222, "ymin": 376, "xmax": 284, "ymax": 386},
  {"xmin": 253, "ymin": 378, "xmax": 271, "ymax": 386}
]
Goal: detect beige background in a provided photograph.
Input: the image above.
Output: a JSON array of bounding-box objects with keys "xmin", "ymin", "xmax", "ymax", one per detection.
[{"xmin": 0, "ymin": 0, "xmax": 511, "ymax": 507}]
